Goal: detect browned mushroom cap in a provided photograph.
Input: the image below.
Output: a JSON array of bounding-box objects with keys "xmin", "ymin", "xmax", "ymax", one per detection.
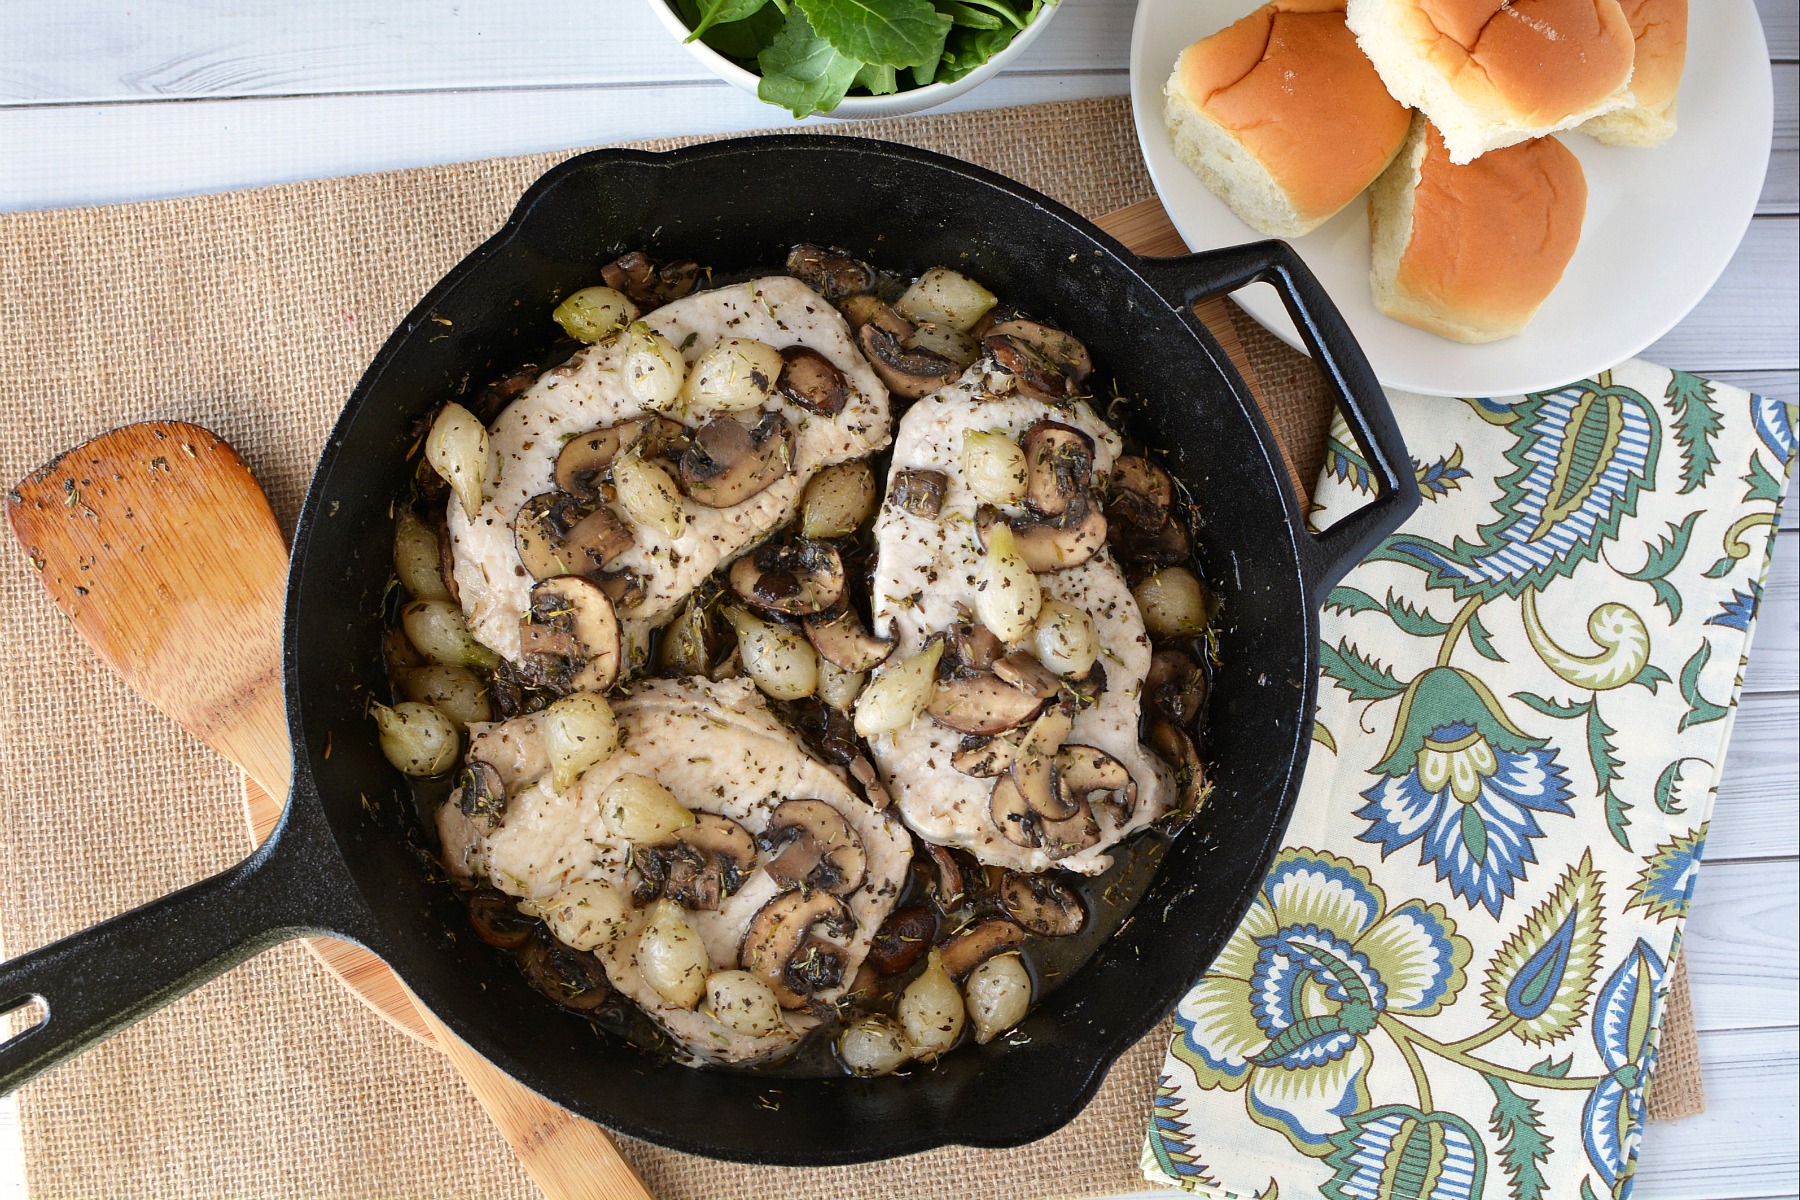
[
  {"xmin": 786, "ymin": 244, "xmax": 876, "ymax": 301},
  {"xmin": 925, "ymin": 843, "xmax": 969, "ymax": 910},
  {"xmin": 950, "ymin": 733, "xmax": 1017, "ymax": 778},
  {"xmin": 1040, "ymin": 801, "xmax": 1102, "ymax": 860},
  {"xmin": 999, "ymin": 872, "xmax": 1086, "ymax": 937},
  {"xmin": 847, "ymin": 755, "xmax": 892, "ymax": 811},
  {"xmin": 938, "ymin": 918, "xmax": 1026, "ymax": 979},
  {"xmin": 600, "ymin": 251, "xmax": 698, "ymax": 308},
  {"xmin": 777, "ymin": 346, "xmax": 851, "ymax": 416},
  {"xmin": 865, "ymin": 905, "xmax": 938, "ymax": 975},
  {"xmin": 839, "ymin": 293, "xmax": 909, "ymax": 336},
  {"xmin": 992, "ymin": 651, "xmax": 1062, "ymax": 701},
  {"xmin": 1149, "ymin": 716, "xmax": 1211, "ymax": 815},
  {"xmin": 759, "ymin": 799, "xmax": 868, "ymax": 895},
  {"xmin": 927, "ymin": 671, "xmax": 1046, "ymax": 736},
  {"xmin": 945, "ymin": 622, "xmax": 1005, "ymax": 673},
  {"xmin": 803, "ymin": 607, "xmax": 894, "ymax": 672},
  {"xmin": 1021, "ymin": 421, "xmax": 1096, "ymax": 519},
  {"xmin": 517, "ymin": 575, "xmax": 621, "ymax": 693},
  {"xmin": 1110, "ymin": 455, "xmax": 1174, "ymax": 516},
  {"xmin": 989, "ymin": 772, "xmax": 1040, "ymax": 848},
  {"xmin": 986, "ymin": 319, "xmax": 1093, "ymax": 384},
  {"xmin": 679, "ymin": 412, "xmax": 795, "ymax": 508},
  {"xmin": 976, "ymin": 503, "xmax": 1108, "ymax": 573},
  {"xmin": 889, "ymin": 468, "xmax": 948, "ymax": 519},
  {"xmin": 1112, "ymin": 510, "xmax": 1192, "ymax": 568},
  {"xmin": 515, "ymin": 491, "xmax": 634, "ymax": 581},
  {"xmin": 859, "ymin": 324, "xmax": 961, "ymax": 400},
  {"xmin": 457, "ymin": 760, "xmax": 507, "ymax": 831},
  {"xmin": 984, "ymin": 333, "xmax": 1068, "ymax": 401},
  {"xmin": 1055, "ymin": 744, "xmax": 1138, "ymax": 825},
  {"xmin": 594, "ymin": 570, "xmax": 648, "ymax": 612},
  {"xmin": 740, "ymin": 889, "xmax": 854, "ymax": 1009},
  {"xmin": 646, "ymin": 812, "xmax": 757, "ymax": 910},
  {"xmin": 518, "ymin": 927, "xmax": 612, "ymax": 1010},
  {"xmin": 554, "ymin": 416, "xmax": 688, "ymax": 502},
  {"xmin": 465, "ymin": 887, "xmax": 536, "ymax": 949},
  {"xmin": 1145, "ymin": 649, "xmax": 1208, "ymax": 726},
  {"xmin": 728, "ymin": 538, "xmax": 846, "ymax": 617}
]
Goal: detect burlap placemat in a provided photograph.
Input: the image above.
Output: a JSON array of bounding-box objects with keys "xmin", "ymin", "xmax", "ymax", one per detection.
[{"xmin": 0, "ymin": 96, "xmax": 1700, "ymax": 1200}]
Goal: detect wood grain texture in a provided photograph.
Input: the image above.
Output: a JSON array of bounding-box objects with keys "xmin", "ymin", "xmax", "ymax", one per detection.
[{"xmin": 1682, "ymin": 859, "xmax": 1800, "ymax": 1031}]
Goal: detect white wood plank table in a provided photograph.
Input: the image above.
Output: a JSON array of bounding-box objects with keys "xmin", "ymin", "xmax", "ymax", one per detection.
[{"xmin": 1, "ymin": 3, "xmax": 1794, "ymax": 1198}]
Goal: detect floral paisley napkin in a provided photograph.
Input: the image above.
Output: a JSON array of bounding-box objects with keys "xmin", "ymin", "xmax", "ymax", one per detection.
[{"xmin": 1143, "ymin": 363, "xmax": 1796, "ymax": 1200}]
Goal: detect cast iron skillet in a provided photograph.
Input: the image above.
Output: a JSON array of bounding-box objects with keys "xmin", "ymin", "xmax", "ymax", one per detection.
[{"xmin": 0, "ymin": 137, "xmax": 1417, "ymax": 1163}]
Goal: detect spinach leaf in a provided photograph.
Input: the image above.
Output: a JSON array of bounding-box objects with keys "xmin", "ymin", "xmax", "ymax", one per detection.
[
  {"xmin": 687, "ymin": 0, "xmax": 772, "ymax": 40},
  {"xmin": 797, "ymin": 0, "xmax": 949, "ymax": 69},
  {"xmin": 935, "ymin": 21, "xmax": 1016, "ymax": 83},
  {"xmin": 855, "ymin": 62, "xmax": 900, "ymax": 95},
  {"xmin": 757, "ymin": 7, "xmax": 863, "ymax": 117},
  {"xmin": 938, "ymin": 2, "xmax": 1003, "ymax": 31},
  {"xmin": 703, "ymin": 4, "xmax": 786, "ymax": 60}
]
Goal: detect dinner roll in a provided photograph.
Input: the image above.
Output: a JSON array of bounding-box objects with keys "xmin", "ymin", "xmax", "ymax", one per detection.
[
  {"xmin": 1369, "ymin": 114, "xmax": 1587, "ymax": 342},
  {"xmin": 1344, "ymin": 0, "xmax": 1636, "ymax": 164},
  {"xmin": 1580, "ymin": 0, "xmax": 1687, "ymax": 146},
  {"xmin": 1162, "ymin": 0, "xmax": 1412, "ymax": 237}
]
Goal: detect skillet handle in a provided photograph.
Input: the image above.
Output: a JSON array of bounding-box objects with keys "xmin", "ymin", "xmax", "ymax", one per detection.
[
  {"xmin": 1135, "ymin": 241, "xmax": 1419, "ymax": 601},
  {"xmin": 0, "ymin": 798, "xmax": 354, "ymax": 1095}
]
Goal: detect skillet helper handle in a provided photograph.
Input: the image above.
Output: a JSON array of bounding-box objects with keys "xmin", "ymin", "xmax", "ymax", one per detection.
[
  {"xmin": 0, "ymin": 817, "xmax": 339, "ymax": 1095},
  {"xmin": 1138, "ymin": 240, "xmax": 1419, "ymax": 602}
]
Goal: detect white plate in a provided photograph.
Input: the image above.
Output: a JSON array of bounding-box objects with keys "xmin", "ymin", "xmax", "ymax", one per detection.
[{"xmin": 1128, "ymin": 0, "xmax": 1773, "ymax": 397}]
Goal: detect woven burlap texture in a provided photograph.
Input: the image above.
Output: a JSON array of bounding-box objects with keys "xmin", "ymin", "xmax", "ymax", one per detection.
[{"xmin": 0, "ymin": 96, "xmax": 1699, "ymax": 1200}]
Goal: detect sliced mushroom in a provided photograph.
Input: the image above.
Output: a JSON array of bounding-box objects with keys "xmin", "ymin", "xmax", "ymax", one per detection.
[
  {"xmin": 937, "ymin": 918, "xmax": 1026, "ymax": 980},
  {"xmin": 838, "ymin": 293, "xmax": 908, "ymax": 336},
  {"xmin": 515, "ymin": 491, "xmax": 633, "ymax": 581},
  {"xmin": 679, "ymin": 411, "xmax": 795, "ymax": 508},
  {"xmin": 984, "ymin": 333, "xmax": 1069, "ymax": 401},
  {"xmin": 728, "ymin": 538, "xmax": 846, "ymax": 616},
  {"xmin": 644, "ymin": 812, "xmax": 757, "ymax": 911},
  {"xmin": 1010, "ymin": 704, "xmax": 1077, "ymax": 820},
  {"xmin": 999, "ymin": 872, "xmax": 1086, "ymax": 937},
  {"xmin": 786, "ymin": 244, "xmax": 876, "ymax": 300},
  {"xmin": 517, "ymin": 928, "xmax": 612, "ymax": 1011},
  {"xmin": 600, "ymin": 250, "xmax": 699, "ymax": 308},
  {"xmin": 926, "ymin": 671, "xmax": 1046, "ymax": 735},
  {"xmin": 950, "ymin": 733, "xmax": 1016, "ymax": 778},
  {"xmin": 465, "ymin": 887, "xmax": 535, "ymax": 949},
  {"xmin": 1149, "ymin": 716, "xmax": 1210, "ymax": 815},
  {"xmin": 1056, "ymin": 744, "xmax": 1138, "ymax": 825},
  {"xmin": 890, "ymin": 469, "xmax": 948, "ymax": 519},
  {"xmin": 1145, "ymin": 649, "xmax": 1208, "ymax": 726},
  {"xmin": 1110, "ymin": 455, "xmax": 1174, "ymax": 519},
  {"xmin": 945, "ymin": 622, "xmax": 1005, "ymax": 673},
  {"xmin": 516, "ymin": 575, "xmax": 622, "ymax": 694},
  {"xmin": 554, "ymin": 416, "xmax": 688, "ymax": 501},
  {"xmin": 865, "ymin": 905, "xmax": 938, "ymax": 976},
  {"xmin": 457, "ymin": 760, "xmax": 507, "ymax": 831},
  {"xmin": 976, "ymin": 502, "xmax": 1107, "ymax": 575},
  {"xmin": 989, "ymin": 772, "xmax": 1041, "ymax": 849},
  {"xmin": 992, "ymin": 652, "xmax": 1062, "ymax": 701},
  {"xmin": 1021, "ymin": 421, "xmax": 1096, "ymax": 519},
  {"xmin": 1112, "ymin": 511, "xmax": 1192, "ymax": 568},
  {"xmin": 848, "ymin": 754, "xmax": 892, "ymax": 811},
  {"xmin": 985, "ymin": 319, "xmax": 1093, "ymax": 383},
  {"xmin": 859, "ymin": 323, "xmax": 961, "ymax": 400},
  {"xmin": 925, "ymin": 843, "xmax": 968, "ymax": 910},
  {"xmin": 802, "ymin": 607, "xmax": 894, "ymax": 672},
  {"xmin": 759, "ymin": 798, "xmax": 868, "ymax": 895},
  {"xmin": 594, "ymin": 570, "xmax": 647, "ymax": 611},
  {"xmin": 1040, "ymin": 801, "xmax": 1102, "ymax": 860},
  {"xmin": 777, "ymin": 346, "xmax": 851, "ymax": 416},
  {"xmin": 739, "ymin": 889, "xmax": 854, "ymax": 1009}
]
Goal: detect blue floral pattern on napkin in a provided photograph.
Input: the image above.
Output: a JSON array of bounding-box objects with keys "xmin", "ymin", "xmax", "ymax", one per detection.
[{"xmin": 1144, "ymin": 364, "xmax": 1795, "ymax": 1200}]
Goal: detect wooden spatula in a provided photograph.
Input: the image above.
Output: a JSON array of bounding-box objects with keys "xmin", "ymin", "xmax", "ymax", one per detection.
[{"xmin": 6, "ymin": 421, "xmax": 654, "ymax": 1200}]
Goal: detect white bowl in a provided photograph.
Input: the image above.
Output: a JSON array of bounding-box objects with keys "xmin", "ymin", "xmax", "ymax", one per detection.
[{"xmin": 648, "ymin": 0, "xmax": 1060, "ymax": 119}]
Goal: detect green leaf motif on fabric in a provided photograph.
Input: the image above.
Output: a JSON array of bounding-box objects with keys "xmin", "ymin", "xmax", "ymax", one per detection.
[
  {"xmin": 1482, "ymin": 852, "xmax": 1604, "ymax": 1044},
  {"xmin": 1321, "ymin": 639, "xmax": 1408, "ymax": 702},
  {"xmin": 1486, "ymin": 1073, "xmax": 1554, "ymax": 1200},
  {"xmin": 1378, "ymin": 668, "xmax": 1544, "ymax": 777},
  {"xmin": 1665, "ymin": 370, "xmax": 1722, "ymax": 494},
  {"xmin": 1628, "ymin": 662, "xmax": 1670, "ymax": 693},
  {"xmin": 1146, "ymin": 1077, "xmax": 1221, "ymax": 1186},
  {"xmin": 1530, "ymin": 1055, "xmax": 1574, "ymax": 1078},
  {"xmin": 1617, "ymin": 511, "xmax": 1702, "ymax": 622},
  {"xmin": 1652, "ymin": 759, "xmax": 1691, "ymax": 816},
  {"xmin": 1586, "ymin": 701, "xmax": 1630, "ymax": 851},
  {"xmin": 1677, "ymin": 641, "xmax": 1729, "ymax": 732},
  {"xmin": 1324, "ymin": 416, "xmax": 1377, "ymax": 494},
  {"xmin": 1325, "ymin": 585, "xmax": 1384, "ymax": 616},
  {"xmin": 1744, "ymin": 453, "xmax": 1785, "ymax": 503},
  {"xmin": 1466, "ymin": 608, "xmax": 1505, "ymax": 661},
  {"xmin": 1387, "ymin": 591, "xmax": 1453, "ymax": 636},
  {"xmin": 1369, "ymin": 381, "xmax": 1661, "ymax": 600},
  {"xmin": 1626, "ymin": 827, "xmax": 1707, "ymax": 923},
  {"xmin": 1512, "ymin": 691, "xmax": 1590, "ymax": 720},
  {"xmin": 1313, "ymin": 720, "xmax": 1338, "ymax": 753},
  {"xmin": 1320, "ymin": 1106, "xmax": 1488, "ymax": 1200}
]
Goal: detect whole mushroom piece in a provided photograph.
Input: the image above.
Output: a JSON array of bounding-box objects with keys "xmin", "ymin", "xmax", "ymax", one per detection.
[
  {"xmin": 679, "ymin": 412, "xmax": 796, "ymax": 509},
  {"xmin": 758, "ymin": 798, "xmax": 868, "ymax": 896},
  {"xmin": 739, "ymin": 889, "xmax": 855, "ymax": 1009},
  {"xmin": 515, "ymin": 575, "xmax": 622, "ymax": 694}
]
